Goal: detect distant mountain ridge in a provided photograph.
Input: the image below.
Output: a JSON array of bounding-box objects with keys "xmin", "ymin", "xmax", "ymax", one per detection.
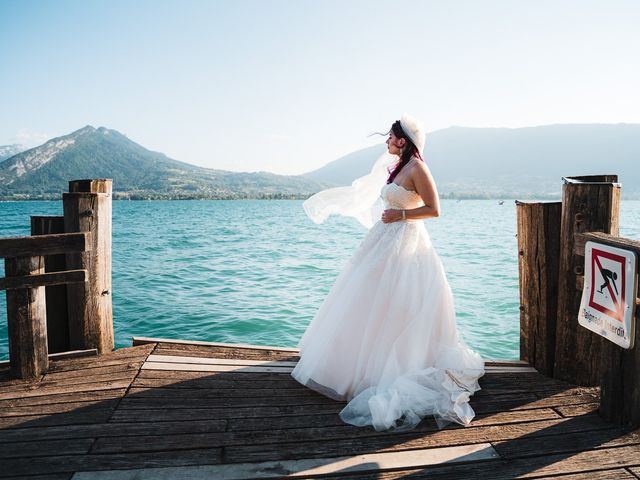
[
  {"xmin": 0, "ymin": 126, "xmax": 329, "ymax": 200},
  {"xmin": 0, "ymin": 144, "xmax": 26, "ymax": 162},
  {"xmin": 303, "ymin": 124, "xmax": 640, "ymax": 199}
]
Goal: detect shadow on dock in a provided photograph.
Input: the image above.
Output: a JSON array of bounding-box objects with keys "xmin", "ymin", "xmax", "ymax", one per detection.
[{"xmin": 1, "ymin": 340, "xmax": 638, "ymax": 479}]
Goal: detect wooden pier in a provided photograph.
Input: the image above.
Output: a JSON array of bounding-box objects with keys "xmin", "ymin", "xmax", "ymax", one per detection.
[
  {"xmin": 4, "ymin": 337, "xmax": 640, "ymax": 480},
  {"xmin": 2, "ymin": 175, "xmax": 640, "ymax": 478}
]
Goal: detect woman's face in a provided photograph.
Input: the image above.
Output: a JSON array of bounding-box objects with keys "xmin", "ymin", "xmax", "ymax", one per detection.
[{"xmin": 386, "ymin": 130, "xmax": 405, "ymax": 155}]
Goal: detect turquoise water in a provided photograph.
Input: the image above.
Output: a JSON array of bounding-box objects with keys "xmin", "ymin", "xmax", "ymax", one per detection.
[{"xmin": 1, "ymin": 199, "xmax": 639, "ymax": 361}]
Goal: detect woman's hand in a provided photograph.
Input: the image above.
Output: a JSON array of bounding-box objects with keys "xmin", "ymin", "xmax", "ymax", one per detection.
[{"xmin": 381, "ymin": 209, "xmax": 403, "ymax": 223}]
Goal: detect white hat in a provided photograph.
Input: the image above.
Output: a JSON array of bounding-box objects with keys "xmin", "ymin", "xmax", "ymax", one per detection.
[{"xmin": 399, "ymin": 113, "xmax": 425, "ymax": 155}]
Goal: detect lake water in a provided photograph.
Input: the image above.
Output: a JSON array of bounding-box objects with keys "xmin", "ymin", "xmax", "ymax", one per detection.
[{"xmin": 1, "ymin": 199, "xmax": 639, "ymax": 361}]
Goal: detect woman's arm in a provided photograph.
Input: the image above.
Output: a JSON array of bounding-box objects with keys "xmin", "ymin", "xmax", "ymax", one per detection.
[{"xmin": 381, "ymin": 161, "xmax": 440, "ymax": 223}]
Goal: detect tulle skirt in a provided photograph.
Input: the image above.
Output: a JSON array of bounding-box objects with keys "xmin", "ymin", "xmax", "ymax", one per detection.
[{"xmin": 291, "ymin": 218, "xmax": 485, "ymax": 431}]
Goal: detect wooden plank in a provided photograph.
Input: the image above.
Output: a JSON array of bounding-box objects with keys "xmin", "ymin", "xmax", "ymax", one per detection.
[
  {"xmin": 220, "ymin": 415, "xmax": 613, "ymax": 464},
  {"xmin": 133, "ymin": 336, "xmax": 300, "ymax": 353},
  {"xmin": 0, "ymin": 399, "xmax": 119, "ymax": 418},
  {"xmin": 0, "ymin": 269, "xmax": 87, "ymax": 291},
  {"xmin": 47, "ymin": 343, "xmax": 154, "ymax": 367},
  {"xmin": 493, "ymin": 424, "xmax": 640, "ymax": 459},
  {"xmin": 305, "ymin": 466, "xmax": 638, "ymax": 480},
  {"xmin": 128, "ymin": 386, "xmax": 320, "ymax": 399},
  {"xmin": 1, "ymin": 448, "xmax": 222, "ymax": 477},
  {"xmin": 484, "ymin": 366, "xmax": 538, "ymax": 372},
  {"xmin": 0, "ymin": 349, "xmax": 97, "ymax": 368},
  {"xmin": 5, "ymin": 255, "xmax": 48, "ymax": 379},
  {"xmin": 515, "ymin": 201, "xmax": 562, "ymax": 377},
  {"xmin": 31, "ymin": 214, "xmax": 70, "ymax": 354},
  {"xmin": 0, "ymin": 409, "xmax": 115, "ymax": 429},
  {"xmin": 114, "ymin": 390, "xmax": 597, "ymax": 413},
  {"xmin": 146, "ymin": 354, "xmax": 299, "ymax": 367},
  {"xmin": 0, "ymin": 378, "xmax": 133, "ymax": 400},
  {"xmin": 0, "ymin": 232, "xmax": 91, "ymax": 258},
  {"xmin": 90, "ymin": 415, "xmax": 611, "ymax": 457},
  {"xmin": 0, "ymin": 419, "xmax": 227, "ymax": 443},
  {"xmin": 225, "ymin": 408, "xmax": 562, "ymax": 433},
  {"xmin": 472, "ymin": 392, "xmax": 600, "ymax": 415},
  {"xmin": 44, "ymin": 362, "xmax": 144, "ymax": 379},
  {"xmin": 48, "ymin": 356, "xmax": 148, "ymax": 374},
  {"xmin": 554, "ymin": 177, "xmax": 620, "ymax": 386},
  {"xmin": 140, "ymin": 362, "xmax": 295, "ymax": 373},
  {"xmin": 0, "ymin": 438, "xmax": 93, "ymax": 459},
  {"xmin": 118, "ymin": 393, "xmax": 339, "ymax": 409},
  {"xmin": 70, "ymin": 444, "xmax": 498, "ymax": 479},
  {"xmin": 4, "ymin": 474, "xmax": 73, "ymax": 480},
  {"xmin": 555, "ymin": 402, "xmax": 600, "ymax": 417},
  {"xmin": 110, "ymin": 403, "xmax": 344, "ymax": 420},
  {"xmin": 0, "ymin": 388, "xmax": 127, "ymax": 408}
]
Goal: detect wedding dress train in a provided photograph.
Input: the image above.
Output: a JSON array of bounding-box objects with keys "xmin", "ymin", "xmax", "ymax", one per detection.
[{"xmin": 291, "ymin": 179, "xmax": 485, "ymax": 431}]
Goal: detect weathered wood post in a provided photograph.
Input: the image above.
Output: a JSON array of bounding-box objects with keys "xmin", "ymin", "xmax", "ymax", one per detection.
[
  {"xmin": 63, "ymin": 179, "xmax": 114, "ymax": 353},
  {"xmin": 0, "ymin": 232, "xmax": 90, "ymax": 379},
  {"xmin": 31, "ymin": 215, "xmax": 69, "ymax": 353},
  {"xmin": 573, "ymin": 232, "xmax": 640, "ymax": 427},
  {"xmin": 515, "ymin": 201, "xmax": 562, "ymax": 376},
  {"xmin": 554, "ymin": 175, "xmax": 620, "ymax": 385},
  {"xmin": 4, "ymin": 256, "xmax": 47, "ymax": 378}
]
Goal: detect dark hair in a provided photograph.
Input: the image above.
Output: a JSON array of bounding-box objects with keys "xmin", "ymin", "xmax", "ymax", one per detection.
[{"xmin": 385, "ymin": 121, "xmax": 422, "ymax": 184}]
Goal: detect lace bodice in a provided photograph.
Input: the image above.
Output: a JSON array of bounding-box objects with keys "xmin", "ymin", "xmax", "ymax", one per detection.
[{"xmin": 381, "ymin": 182, "xmax": 425, "ymax": 210}]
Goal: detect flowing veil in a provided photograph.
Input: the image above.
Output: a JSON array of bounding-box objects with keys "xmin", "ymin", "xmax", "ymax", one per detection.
[{"xmin": 303, "ymin": 151, "xmax": 398, "ymax": 229}]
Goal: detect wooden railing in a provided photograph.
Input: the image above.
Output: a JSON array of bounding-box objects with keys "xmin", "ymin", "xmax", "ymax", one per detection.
[
  {"xmin": 0, "ymin": 232, "xmax": 90, "ymax": 379},
  {"xmin": 517, "ymin": 174, "xmax": 640, "ymax": 428},
  {"xmin": 0, "ymin": 179, "xmax": 113, "ymax": 379}
]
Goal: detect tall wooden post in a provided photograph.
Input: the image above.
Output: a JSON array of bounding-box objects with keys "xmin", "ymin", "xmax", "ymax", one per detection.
[
  {"xmin": 574, "ymin": 232, "xmax": 640, "ymax": 428},
  {"xmin": 516, "ymin": 201, "xmax": 562, "ymax": 376},
  {"xmin": 5, "ymin": 256, "xmax": 48, "ymax": 378},
  {"xmin": 31, "ymin": 216, "xmax": 69, "ymax": 353},
  {"xmin": 554, "ymin": 175, "xmax": 621, "ymax": 385},
  {"xmin": 63, "ymin": 179, "xmax": 114, "ymax": 353}
]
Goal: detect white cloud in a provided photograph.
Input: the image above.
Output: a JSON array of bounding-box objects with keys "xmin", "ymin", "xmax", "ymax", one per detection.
[{"xmin": 10, "ymin": 129, "xmax": 52, "ymax": 148}]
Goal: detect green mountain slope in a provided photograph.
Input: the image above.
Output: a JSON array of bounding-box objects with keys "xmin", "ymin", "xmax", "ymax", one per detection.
[{"xmin": 0, "ymin": 126, "xmax": 328, "ymax": 200}]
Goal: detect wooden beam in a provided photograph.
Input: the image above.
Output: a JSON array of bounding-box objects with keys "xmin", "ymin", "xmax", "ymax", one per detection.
[
  {"xmin": 515, "ymin": 200, "xmax": 562, "ymax": 377},
  {"xmin": 575, "ymin": 232, "xmax": 640, "ymax": 428},
  {"xmin": 64, "ymin": 180, "xmax": 113, "ymax": 354},
  {"xmin": 554, "ymin": 176, "xmax": 620, "ymax": 386},
  {"xmin": 0, "ymin": 269, "xmax": 87, "ymax": 291},
  {"xmin": 4, "ymin": 256, "xmax": 48, "ymax": 379},
  {"xmin": 132, "ymin": 336, "xmax": 301, "ymax": 353},
  {"xmin": 0, "ymin": 232, "xmax": 91, "ymax": 258},
  {"xmin": 31, "ymin": 215, "xmax": 70, "ymax": 354}
]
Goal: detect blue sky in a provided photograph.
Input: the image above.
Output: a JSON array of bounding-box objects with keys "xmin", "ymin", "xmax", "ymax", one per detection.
[{"xmin": 1, "ymin": 0, "xmax": 638, "ymax": 174}]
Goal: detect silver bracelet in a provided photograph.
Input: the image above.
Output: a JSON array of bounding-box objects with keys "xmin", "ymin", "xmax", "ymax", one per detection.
[{"xmin": 402, "ymin": 209, "xmax": 406, "ymax": 220}]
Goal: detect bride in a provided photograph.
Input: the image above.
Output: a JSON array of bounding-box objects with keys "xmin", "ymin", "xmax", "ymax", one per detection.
[{"xmin": 291, "ymin": 114, "xmax": 485, "ymax": 431}]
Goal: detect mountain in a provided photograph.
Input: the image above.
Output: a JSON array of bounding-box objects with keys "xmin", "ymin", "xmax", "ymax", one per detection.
[
  {"xmin": 303, "ymin": 124, "xmax": 640, "ymax": 199},
  {"xmin": 0, "ymin": 144, "xmax": 27, "ymax": 162},
  {"xmin": 0, "ymin": 126, "xmax": 329, "ymax": 200}
]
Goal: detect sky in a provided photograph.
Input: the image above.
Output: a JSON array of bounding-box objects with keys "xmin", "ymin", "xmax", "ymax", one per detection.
[{"xmin": 1, "ymin": 0, "xmax": 639, "ymax": 175}]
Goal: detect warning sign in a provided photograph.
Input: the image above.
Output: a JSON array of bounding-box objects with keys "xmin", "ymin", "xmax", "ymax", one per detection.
[{"xmin": 578, "ymin": 241, "xmax": 638, "ymax": 349}]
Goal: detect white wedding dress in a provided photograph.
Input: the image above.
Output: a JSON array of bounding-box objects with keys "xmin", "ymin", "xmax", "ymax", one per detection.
[{"xmin": 291, "ymin": 171, "xmax": 485, "ymax": 431}]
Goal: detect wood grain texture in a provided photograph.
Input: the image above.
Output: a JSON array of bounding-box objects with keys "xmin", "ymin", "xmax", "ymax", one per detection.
[
  {"xmin": 30, "ymin": 216, "xmax": 69, "ymax": 354},
  {"xmin": 0, "ymin": 340, "xmax": 631, "ymax": 479},
  {"xmin": 575, "ymin": 232, "xmax": 640, "ymax": 428},
  {"xmin": 63, "ymin": 182, "xmax": 113, "ymax": 354},
  {"xmin": 554, "ymin": 176, "xmax": 621, "ymax": 386},
  {"xmin": 4, "ymin": 256, "xmax": 48, "ymax": 379},
  {"xmin": 516, "ymin": 201, "xmax": 562, "ymax": 376},
  {"xmin": 0, "ymin": 232, "xmax": 90, "ymax": 259}
]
